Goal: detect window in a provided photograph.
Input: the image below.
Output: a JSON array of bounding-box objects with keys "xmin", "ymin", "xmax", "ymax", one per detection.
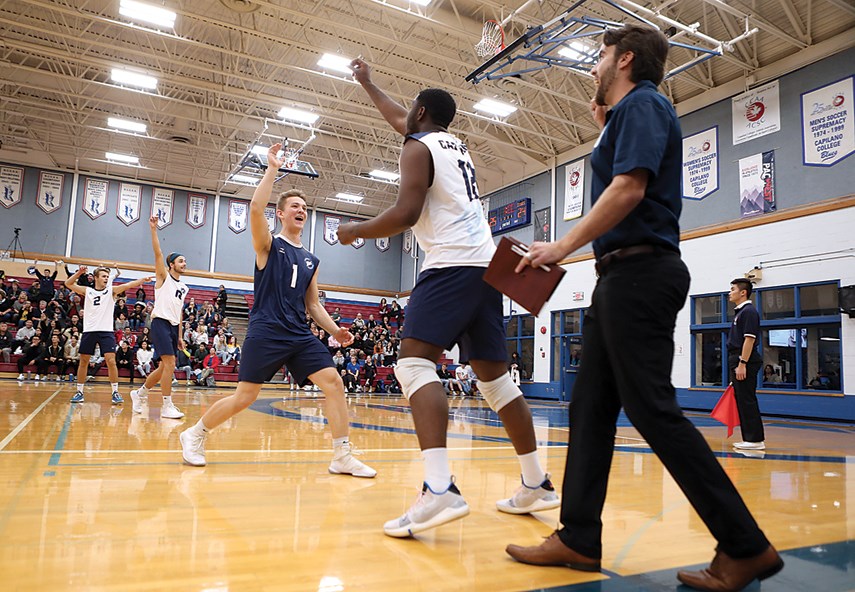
[
  {"xmin": 551, "ymin": 309, "xmax": 585, "ymax": 381},
  {"xmin": 505, "ymin": 314, "xmax": 534, "ymax": 380},
  {"xmin": 690, "ymin": 282, "xmax": 842, "ymax": 393}
]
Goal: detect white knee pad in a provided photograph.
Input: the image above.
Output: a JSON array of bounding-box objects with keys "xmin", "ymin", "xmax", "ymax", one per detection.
[
  {"xmin": 479, "ymin": 373, "xmax": 522, "ymax": 412},
  {"xmin": 395, "ymin": 358, "xmax": 442, "ymax": 400}
]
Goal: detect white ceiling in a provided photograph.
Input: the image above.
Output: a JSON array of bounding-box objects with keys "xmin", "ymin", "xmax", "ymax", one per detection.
[{"xmin": 1, "ymin": 0, "xmax": 853, "ymax": 216}]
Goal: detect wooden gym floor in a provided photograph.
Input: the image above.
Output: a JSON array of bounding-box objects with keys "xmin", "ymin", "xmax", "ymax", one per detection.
[{"xmin": 0, "ymin": 380, "xmax": 853, "ymax": 591}]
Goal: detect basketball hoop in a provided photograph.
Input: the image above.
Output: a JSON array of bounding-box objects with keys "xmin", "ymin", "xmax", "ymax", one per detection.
[
  {"xmin": 282, "ymin": 147, "xmax": 300, "ymax": 171},
  {"xmin": 475, "ymin": 19, "xmax": 505, "ymax": 58}
]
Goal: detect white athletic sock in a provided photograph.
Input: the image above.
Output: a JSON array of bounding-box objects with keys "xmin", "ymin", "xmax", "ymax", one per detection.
[
  {"xmin": 137, "ymin": 385, "xmax": 149, "ymax": 396},
  {"xmin": 192, "ymin": 419, "xmax": 208, "ymax": 434},
  {"xmin": 332, "ymin": 436, "xmax": 349, "ymax": 450},
  {"xmin": 518, "ymin": 451, "xmax": 546, "ymax": 488},
  {"xmin": 422, "ymin": 447, "xmax": 452, "ymax": 492},
  {"xmin": 76, "ymin": 383, "xmax": 84, "ymax": 393},
  {"xmin": 162, "ymin": 395, "xmax": 172, "ymax": 404},
  {"xmin": 110, "ymin": 382, "xmax": 118, "ymax": 392}
]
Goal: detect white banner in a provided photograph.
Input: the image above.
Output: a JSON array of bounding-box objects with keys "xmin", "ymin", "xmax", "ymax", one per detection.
[
  {"xmin": 732, "ymin": 80, "xmax": 780, "ymax": 145},
  {"xmin": 480, "ymin": 196, "xmax": 490, "ymax": 221},
  {"xmin": 324, "ymin": 215, "xmax": 340, "ymax": 245},
  {"xmin": 36, "ymin": 171, "xmax": 63, "ymax": 214},
  {"xmin": 151, "ymin": 188, "xmax": 174, "ymax": 229},
  {"xmin": 0, "ymin": 166, "xmax": 24, "ymax": 209},
  {"xmin": 264, "ymin": 205, "xmax": 277, "ymax": 234},
  {"xmin": 186, "ymin": 193, "xmax": 207, "ymax": 229},
  {"xmin": 681, "ymin": 126, "xmax": 719, "ymax": 200},
  {"xmin": 117, "ymin": 182, "xmax": 141, "ymax": 225},
  {"xmin": 352, "ymin": 236, "xmax": 365, "ymax": 249},
  {"xmin": 375, "ymin": 237, "xmax": 390, "ymax": 252},
  {"xmin": 228, "ymin": 200, "xmax": 248, "ymax": 233},
  {"xmin": 83, "ymin": 178, "xmax": 108, "ymax": 219},
  {"xmin": 801, "ymin": 76, "xmax": 854, "ymax": 167},
  {"xmin": 403, "ymin": 229, "xmax": 413, "ymax": 253},
  {"xmin": 563, "ymin": 160, "xmax": 584, "ymax": 220}
]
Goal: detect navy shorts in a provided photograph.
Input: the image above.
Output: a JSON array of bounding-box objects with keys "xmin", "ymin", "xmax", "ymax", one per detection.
[
  {"xmin": 79, "ymin": 331, "xmax": 116, "ymax": 356},
  {"xmin": 238, "ymin": 334, "xmax": 335, "ymax": 385},
  {"xmin": 402, "ymin": 266, "xmax": 507, "ymax": 363},
  {"xmin": 150, "ymin": 318, "xmax": 179, "ymax": 359}
]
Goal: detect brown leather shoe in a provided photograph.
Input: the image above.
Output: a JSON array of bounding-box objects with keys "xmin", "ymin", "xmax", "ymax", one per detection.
[
  {"xmin": 677, "ymin": 545, "xmax": 784, "ymax": 591},
  {"xmin": 506, "ymin": 532, "xmax": 601, "ymax": 572}
]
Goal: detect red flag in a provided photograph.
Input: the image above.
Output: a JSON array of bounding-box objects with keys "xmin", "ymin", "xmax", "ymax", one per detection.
[{"xmin": 711, "ymin": 384, "xmax": 740, "ymax": 438}]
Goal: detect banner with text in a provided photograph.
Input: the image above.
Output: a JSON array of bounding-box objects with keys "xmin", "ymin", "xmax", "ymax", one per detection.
[
  {"xmin": 534, "ymin": 207, "xmax": 551, "ymax": 242},
  {"xmin": 375, "ymin": 237, "xmax": 390, "ymax": 252},
  {"xmin": 228, "ymin": 200, "xmax": 248, "ymax": 233},
  {"xmin": 403, "ymin": 229, "xmax": 413, "ymax": 254},
  {"xmin": 0, "ymin": 166, "xmax": 23, "ymax": 209},
  {"xmin": 117, "ymin": 183, "xmax": 141, "ymax": 225},
  {"xmin": 324, "ymin": 214, "xmax": 340, "ymax": 245},
  {"xmin": 732, "ymin": 81, "xmax": 780, "ymax": 145},
  {"xmin": 801, "ymin": 76, "xmax": 854, "ymax": 166},
  {"xmin": 151, "ymin": 188, "xmax": 174, "ymax": 229},
  {"xmin": 681, "ymin": 126, "xmax": 719, "ymax": 200},
  {"xmin": 563, "ymin": 160, "xmax": 584, "ymax": 220},
  {"xmin": 36, "ymin": 171, "xmax": 63, "ymax": 214},
  {"xmin": 739, "ymin": 151, "xmax": 776, "ymax": 218},
  {"xmin": 83, "ymin": 178, "xmax": 108, "ymax": 219},
  {"xmin": 186, "ymin": 194, "xmax": 207, "ymax": 229}
]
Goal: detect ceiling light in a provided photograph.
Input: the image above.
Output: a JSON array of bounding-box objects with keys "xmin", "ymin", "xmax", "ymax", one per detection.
[
  {"xmin": 231, "ymin": 174, "xmax": 259, "ymax": 185},
  {"xmin": 369, "ymin": 169, "xmax": 400, "ymax": 181},
  {"xmin": 558, "ymin": 42, "xmax": 596, "ymax": 64},
  {"xmin": 410, "ymin": 0, "xmax": 432, "ymax": 5},
  {"xmin": 819, "ymin": 337, "xmax": 840, "ymax": 341},
  {"xmin": 317, "ymin": 53, "xmax": 354, "ymax": 75},
  {"xmin": 111, "ymin": 68, "xmax": 158, "ymax": 90},
  {"xmin": 277, "ymin": 107, "xmax": 320, "ymax": 125},
  {"xmin": 473, "ymin": 98, "xmax": 517, "ymax": 118},
  {"xmin": 251, "ymin": 145, "xmax": 270, "ymax": 156},
  {"xmin": 105, "ymin": 152, "xmax": 139, "ymax": 165},
  {"xmin": 118, "ymin": 0, "xmax": 177, "ymax": 29},
  {"xmin": 107, "ymin": 117, "xmax": 147, "ymax": 133},
  {"xmin": 334, "ymin": 192, "xmax": 364, "ymax": 203}
]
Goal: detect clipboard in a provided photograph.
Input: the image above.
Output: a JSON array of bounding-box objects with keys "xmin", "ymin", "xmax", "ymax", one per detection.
[{"xmin": 483, "ymin": 236, "xmax": 566, "ymax": 316}]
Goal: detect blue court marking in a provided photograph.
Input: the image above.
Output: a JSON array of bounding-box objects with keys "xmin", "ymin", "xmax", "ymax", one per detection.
[
  {"xmin": 525, "ymin": 539, "xmax": 854, "ymax": 592},
  {"xmin": 43, "ymin": 471, "xmax": 55, "ymax": 477},
  {"xmin": 48, "ymin": 404, "xmax": 76, "ymax": 466}
]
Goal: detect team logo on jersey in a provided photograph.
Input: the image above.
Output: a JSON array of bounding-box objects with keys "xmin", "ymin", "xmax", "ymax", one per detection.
[{"xmin": 304, "ymin": 257, "xmax": 314, "ymax": 270}]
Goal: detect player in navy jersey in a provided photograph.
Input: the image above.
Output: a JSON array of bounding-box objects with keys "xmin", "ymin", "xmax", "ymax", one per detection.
[
  {"xmin": 340, "ymin": 58, "xmax": 557, "ymax": 538},
  {"xmin": 179, "ymin": 144, "xmax": 376, "ymax": 478}
]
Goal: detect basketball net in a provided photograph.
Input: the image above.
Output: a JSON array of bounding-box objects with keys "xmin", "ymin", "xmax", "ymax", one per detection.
[
  {"xmin": 475, "ymin": 20, "xmax": 505, "ymax": 58},
  {"xmin": 283, "ymin": 148, "xmax": 300, "ymax": 170}
]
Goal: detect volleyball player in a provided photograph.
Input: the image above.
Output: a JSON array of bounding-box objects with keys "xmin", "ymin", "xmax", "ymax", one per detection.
[
  {"xmin": 65, "ymin": 265, "xmax": 151, "ymax": 404},
  {"xmin": 179, "ymin": 146, "xmax": 376, "ymax": 479},
  {"xmin": 129, "ymin": 217, "xmax": 189, "ymax": 419},
  {"xmin": 340, "ymin": 59, "xmax": 558, "ymax": 537}
]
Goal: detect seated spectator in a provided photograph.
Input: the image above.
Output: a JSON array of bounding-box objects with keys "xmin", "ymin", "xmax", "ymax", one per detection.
[
  {"xmin": 182, "ymin": 297, "xmax": 198, "ymax": 319},
  {"xmin": 437, "ymin": 363, "xmax": 456, "ymax": 394},
  {"xmin": 362, "ymin": 358, "xmax": 377, "ymax": 393},
  {"xmin": 63, "ymin": 334, "xmax": 79, "ymax": 381},
  {"xmin": 808, "ymin": 371, "xmax": 831, "ymax": 390},
  {"xmin": 220, "ymin": 317, "xmax": 233, "ymax": 337},
  {"xmin": 138, "ymin": 326, "xmax": 152, "ymax": 349},
  {"xmin": 174, "ymin": 339, "xmax": 195, "ymax": 386},
  {"xmin": 193, "ymin": 324, "xmax": 209, "ymax": 350},
  {"xmin": 115, "ymin": 340, "xmax": 135, "ymax": 383},
  {"xmin": 65, "ymin": 293, "xmax": 81, "ymax": 320},
  {"xmin": 16, "ymin": 335, "xmax": 45, "ymax": 380},
  {"xmin": 0, "ymin": 290, "xmax": 14, "ymax": 321},
  {"xmin": 135, "ymin": 341, "xmax": 154, "ymax": 378},
  {"xmin": 340, "ymin": 368, "xmax": 355, "ymax": 393},
  {"xmin": 456, "ymin": 363, "xmax": 473, "ymax": 396},
  {"xmin": 129, "ymin": 303, "xmax": 145, "ymax": 331},
  {"xmin": 143, "ymin": 302, "xmax": 154, "ymax": 329},
  {"xmin": 113, "ymin": 296, "xmax": 127, "ymax": 320},
  {"xmin": 389, "ymin": 300, "xmax": 403, "ymax": 325},
  {"xmin": 327, "ymin": 329, "xmax": 341, "ymax": 355},
  {"xmin": 0, "ymin": 321, "xmax": 12, "ymax": 363},
  {"xmin": 197, "ymin": 347, "xmax": 219, "ymax": 387},
  {"xmin": 352, "ymin": 312, "xmax": 366, "ymax": 332},
  {"xmin": 372, "ymin": 342, "xmax": 384, "ymax": 366},
  {"xmin": 365, "ymin": 313, "xmax": 378, "ymax": 329},
  {"xmin": 763, "ymin": 364, "xmax": 782, "ymax": 384},
  {"xmin": 330, "ymin": 307, "xmax": 341, "ymax": 323},
  {"xmin": 11, "ymin": 319, "xmax": 36, "ymax": 352},
  {"xmin": 87, "ymin": 344, "xmax": 105, "ymax": 379},
  {"xmin": 193, "ymin": 341, "xmax": 207, "ymax": 368},
  {"xmin": 222, "ymin": 335, "xmax": 240, "ymax": 366},
  {"xmin": 332, "ymin": 349, "xmax": 346, "ymax": 372},
  {"xmin": 39, "ymin": 334, "xmax": 65, "ymax": 380},
  {"xmin": 212, "ymin": 328, "xmax": 227, "ymax": 351},
  {"xmin": 121, "ymin": 327, "xmax": 137, "ymax": 350},
  {"xmin": 114, "ymin": 312, "xmax": 130, "ymax": 332},
  {"xmin": 345, "ymin": 354, "xmax": 362, "ymax": 393}
]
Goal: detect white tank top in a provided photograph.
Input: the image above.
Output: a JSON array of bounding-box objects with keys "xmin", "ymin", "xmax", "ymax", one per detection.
[
  {"xmin": 152, "ymin": 273, "xmax": 188, "ymax": 326},
  {"xmin": 83, "ymin": 283, "xmax": 115, "ymax": 333},
  {"xmin": 406, "ymin": 131, "xmax": 495, "ymax": 271}
]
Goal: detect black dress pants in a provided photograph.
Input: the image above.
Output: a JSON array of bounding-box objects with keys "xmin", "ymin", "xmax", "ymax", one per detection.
[
  {"xmin": 556, "ymin": 252, "xmax": 769, "ymax": 560},
  {"xmin": 728, "ymin": 353, "xmax": 764, "ymax": 442}
]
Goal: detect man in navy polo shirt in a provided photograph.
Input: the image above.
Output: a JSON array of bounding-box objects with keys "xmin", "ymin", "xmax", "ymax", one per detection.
[
  {"xmin": 728, "ymin": 278, "xmax": 765, "ymax": 450},
  {"xmin": 508, "ymin": 24, "xmax": 783, "ymax": 592}
]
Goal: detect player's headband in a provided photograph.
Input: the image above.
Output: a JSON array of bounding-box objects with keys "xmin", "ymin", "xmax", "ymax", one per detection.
[{"xmin": 166, "ymin": 252, "xmax": 183, "ymax": 267}]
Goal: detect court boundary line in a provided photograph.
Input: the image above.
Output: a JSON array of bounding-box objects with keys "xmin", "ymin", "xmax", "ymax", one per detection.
[{"xmin": 0, "ymin": 386, "xmax": 63, "ymax": 451}]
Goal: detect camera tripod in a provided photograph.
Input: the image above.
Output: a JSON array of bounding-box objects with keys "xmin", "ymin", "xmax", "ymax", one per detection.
[{"xmin": 3, "ymin": 228, "xmax": 24, "ymax": 260}]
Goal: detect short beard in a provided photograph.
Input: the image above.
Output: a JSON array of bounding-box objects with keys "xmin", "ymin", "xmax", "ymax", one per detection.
[{"xmin": 594, "ymin": 61, "xmax": 616, "ymax": 106}]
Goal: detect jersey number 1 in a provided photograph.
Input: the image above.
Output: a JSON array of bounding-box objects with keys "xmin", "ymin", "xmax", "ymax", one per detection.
[
  {"xmin": 457, "ymin": 160, "xmax": 479, "ymax": 201},
  {"xmin": 290, "ymin": 264, "xmax": 298, "ymax": 289}
]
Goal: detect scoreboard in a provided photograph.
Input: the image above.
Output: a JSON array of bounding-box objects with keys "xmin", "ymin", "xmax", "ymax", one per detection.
[{"xmin": 488, "ymin": 198, "xmax": 531, "ymax": 235}]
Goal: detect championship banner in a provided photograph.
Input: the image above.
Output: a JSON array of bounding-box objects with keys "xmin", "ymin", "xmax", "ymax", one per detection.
[
  {"xmin": 264, "ymin": 205, "xmax": 277, "ymax": 234},
  {"xmin": 681, "ymin": 126, "xmax": 719, "ymax": 200},
  {"xmin": 739, "ymin": 151, "xmax": 776, "ymax": 218},
  {"xmin": 534, "ymin": 207, "xmax": 550, "ymax": 242},
  {"xmin": 375, "ymin": 237, "xmax": 390, "ymax": 252},
  {"xmin": 151, "ymin": 188, "xmax": 174, "ymax": 229},
  {"xmin": 36, "ymin": 171, "xmax": 63, "ymax": 214},
  {"xmin": 732, "ymin": 81, "xmax": 780, "ymax": 145},
  {"xmin": 228, "ymin": 200, "xmax": 248, "ymax": 233},
  {"xmin": 403, "ymin": 229, "xmax": 413, "ymax": 254},
  {"xmin": 480, "ymin": 196, "xmax": 490, "ymax": 220},
  {"xmin": 352, "ymin": 236, "xmax": 365, "ymax": 249},
  {"xmin": 83, "ymin": 178, "xmax": 108, "ymax": 219},
  {"xmin": 117, "ymin": 182, "xmax": 141, "ymax": 225},
  {"xmin": 563, "ymin": 161, "xmax": 584, "ymax": 220},
  {"xmin": 801, "ymin": 76, "xmax": 854, "ymax": 167},
  {"xmin": 186, "ymin": 193, "xmax": 207, "ymax": 228},
  {"xmin": 324, "ymin": 214, "xmax": 340, "ymax": 245},
  {"xmin": 0, "ymin": 166, "xmax": 24, "ymax": 209}
]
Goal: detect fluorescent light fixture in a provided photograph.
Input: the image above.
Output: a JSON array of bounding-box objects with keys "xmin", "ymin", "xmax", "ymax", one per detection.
[
  {"xmin": 820, "ymin": 336, "xmax": 840, "ymax": 341},
  {"xmin": 110, "ymin": 68, "xmax": 158, "ymax": 90},
  {"xmin": 369, "ymin": 169, "xmax": 400, "ymax": 182},
  {"xmin": 107, "ymin": 117, "xmax": 147, "ymax": 133},
  {"xmin": 316, "ymin": 53, "xmax": 354, "ymax": 75},
  {"xmin": 231, "ymin": 174, "xmax": 259, "ymax": 185},
  {"xmin": 251, "ymin": 145, "xmax": 270, "ymax": 156},
  {"xmin": 118, "ymin": 0, "xmax": 177, "ymax": 29},
  {"xmin": 277, "ymin": 107, "xmax": 320, "ymax": 125},
  {"xmin": 558, "ymin": 42, "xmax": 596, "ymax": 64},
  {"xmin": 410, "ymin": 0, "xmax": 432, "ymax": 5},
  {"xmin": 334, "ymin": 192, "xmax": 364, "ymax": 203},
  {"xmin": 105, "ymin": 152, "xmax": 139, "ymax": 165},
  {"xmin": 473, "ymin": 98, "xmax": 517, "ymax": 118}
]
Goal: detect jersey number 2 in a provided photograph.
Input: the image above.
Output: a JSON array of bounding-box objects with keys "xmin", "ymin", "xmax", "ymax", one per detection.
[
  {"xmin": 93, "ymin": 296, "xmax": 101, "ymax": 306},
  {"xmin": 457, "ymin": 160, "xmax": 479, "ymax": 201}
]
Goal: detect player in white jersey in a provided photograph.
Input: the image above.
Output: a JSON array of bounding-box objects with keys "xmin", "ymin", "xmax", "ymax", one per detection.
[
  {"xmin": 65, "ymin": 265, "xmax": 151, "ymax": 404},
  {"xmin": 340, "ymin": 59, "xmax": 559, "ymax": 537},
  {"xmin": 130, "ymin": 216, "xmax": 189, "ymax": 419}
]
